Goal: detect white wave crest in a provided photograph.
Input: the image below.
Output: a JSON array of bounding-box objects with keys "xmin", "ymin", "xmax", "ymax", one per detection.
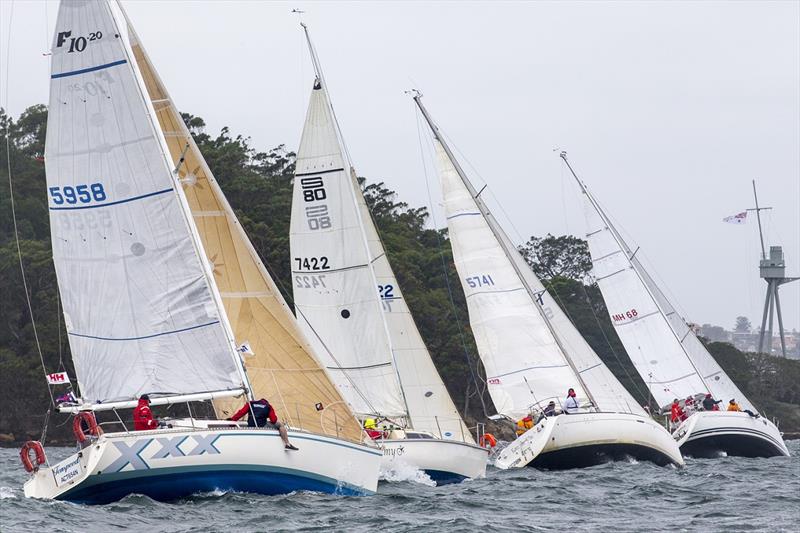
[
  {"xmin": 0, "ymin": 486, "xmax": 16, "ymax": 499},
  {"xmin": 380, "ymin": 461, "xmax": 435, "ymax": 486}
]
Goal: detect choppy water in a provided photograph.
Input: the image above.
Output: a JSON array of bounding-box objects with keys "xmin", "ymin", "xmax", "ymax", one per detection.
[{"xmin": 1, "ymin": 441, "xmax": 798, "ymax": 532}]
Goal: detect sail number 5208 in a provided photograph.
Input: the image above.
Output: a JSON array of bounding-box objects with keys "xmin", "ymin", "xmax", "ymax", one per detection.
[{"xmin": 49, "ymin": 183, "xmax": 107, "ymax": 205}]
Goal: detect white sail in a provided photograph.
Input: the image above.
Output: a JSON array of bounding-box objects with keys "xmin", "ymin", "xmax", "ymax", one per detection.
[
  {"xmin": 581, "ymin": 187, "xmax": 754, "ymax": 411},
  {"xmin": 289, "ymin": 83, "xmax": 407, "ymax": 417},
  {"xmin": 351, "ymin": 172, "xmax": 473, "ymax": 441},
  {"xmin": 46, "ymin": 0, "xmax": 244, "ymax": 404},
  {"xmin": 433, "ymin": 142, "xmax": 585, "ymax": 419}
]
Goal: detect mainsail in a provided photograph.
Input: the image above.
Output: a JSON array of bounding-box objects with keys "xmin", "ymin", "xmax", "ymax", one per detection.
[
  {"xmin": 290, "ymin": 82, "xmax": 407, "ymax": 418},
  {"xmin": 415, "ymin": 95, "xmax": 645, "ymax": 420},
  {"xmin": 567, "ymin": 155, "xmax": 754, "ymax": 412},
  {"xmin": 121, "ymin": 9, "xmax": 363, "ymax": 440},
  {"xmin": 46, "ymin": 0, "xmax": 245, "ymax": 404}
]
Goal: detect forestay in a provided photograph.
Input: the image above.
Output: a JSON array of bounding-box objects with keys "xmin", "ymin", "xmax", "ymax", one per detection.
[
  {"xmin": 582, "ymin": 190, "xmax": 754, "ymax": 412},
  {"xmin": 432, "ymin": 141, "xmax": 584, "ymax": 420},
  {"xmin": 290, "ymin": 84, "xmax": 407, "ymax": 418},
  {"xmin": 351, "ymin": 172, "xmax": 473, "ymax": 441},
  {"xmin": 123, "ymin": 15, "xmax": 364, "ymax": 440},
  {"xmin": 46, "ymin": 0, "xmax": 243, "ymax": 404}
]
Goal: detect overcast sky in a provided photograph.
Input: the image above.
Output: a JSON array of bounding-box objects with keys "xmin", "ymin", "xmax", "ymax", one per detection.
[{"xmin": 2, "ymin": 1, "xmax": 798, "ymax": 333}]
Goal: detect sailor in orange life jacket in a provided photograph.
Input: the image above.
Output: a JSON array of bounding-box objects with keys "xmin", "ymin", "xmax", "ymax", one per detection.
[
  {"xmin": 670, "ymin": 398, "xmax": 687, "ymax": 424},
  {"xmin": 228, "ymin": 398, "xmax": 299, "ymax": 451},
  {"xmin": 515, "ymin": 415, "xmax": 534, "ymax": 437},
  {"xmin": 133, "ymin": 394, "xmax": 159, "ymax": 431}
]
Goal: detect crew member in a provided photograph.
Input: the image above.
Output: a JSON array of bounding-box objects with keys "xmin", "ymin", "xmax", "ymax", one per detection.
[
  {"xmin": 364, "ymin": 418, "xmax": 383, "ymax": 440},
  {"xmin": 133, "ymin": 394, "xmax": 158, "ymax": 431},
  {"xmin": 229, "ymin": 398, "xmax": 299, "ymax": 450},
  {"xmin": 543, "ymin": 401, "xmax": 557, "ymax": 417},
  {"xmin": 727, "ymin": 399, "xmax": 742, "ymax": 412},
  {"xmin": 702, "ymin": 393, "xmax": 721, "ymax": 411},
  {"xmin": 515, "ymin": 415, "xmax": 534, "ymax": 437},
  {"xmin": 562, "ymin": 388, "xmax": 580, "ymax": 414},
  {"xmin": 670, "ymin": 398, "xmax": 686, "ymax": 424}
]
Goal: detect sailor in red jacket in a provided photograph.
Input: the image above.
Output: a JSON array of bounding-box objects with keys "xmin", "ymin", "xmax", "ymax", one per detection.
[
  {"xmin": 229, "ymin": 398, "xmax": 299, "ymax": 451},
  {"xmin": 133, "ymin": 394, "xmax": 158, "ymax": 431}
]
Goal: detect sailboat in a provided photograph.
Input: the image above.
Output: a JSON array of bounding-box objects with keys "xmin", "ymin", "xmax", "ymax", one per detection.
[
  {"xmin": 560, "ymin": 153, "xmax": 790, "ymax": 458},
  {"xmin": 288, "ymin": 27, "xmax": 488, "ymax": 485},
  {"xmin": 22, "ymin": 0, "xmax": 380, "ymax": 504},
  {"xmin": 412, "ymin": 93, "xmax": 684, "ymax": 470}
]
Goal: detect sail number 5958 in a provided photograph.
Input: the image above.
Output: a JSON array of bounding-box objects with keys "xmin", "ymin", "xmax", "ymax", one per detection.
[{"xmin": 49, "ymin": 183, "xmax": 107, "ymax": 205}]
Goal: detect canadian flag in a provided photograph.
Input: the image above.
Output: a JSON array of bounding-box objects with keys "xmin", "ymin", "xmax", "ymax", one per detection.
[
  {"xmin": 46, "ymin": 372, "xmax": 70, "ymax": 385},
  {"xmin": 723, "ymin": 211, "xmax": 747, "ymax": 224}
]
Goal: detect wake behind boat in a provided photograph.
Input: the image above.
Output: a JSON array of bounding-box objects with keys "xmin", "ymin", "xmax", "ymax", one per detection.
[
  {"xmin": 21, "ymin": 0, "xmax": 380, "ymax": 503},
  {"xmin": 287, "ymin": 26, "xmax": 487, "ymax": 485},
  {"xmin": 561, "ymin": 152, "xmax": 790, "ymax": 459},
  {"xmin": 412, "ymin": 93, "xmax": 683, "ymax": 470}
]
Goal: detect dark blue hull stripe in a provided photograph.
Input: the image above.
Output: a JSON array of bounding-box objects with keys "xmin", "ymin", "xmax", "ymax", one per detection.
[
  {"xmin": 56, "ymin": 464, "xmax": 371, "ymax": 504},
  {"xmin": 50, "ymin": 188, "xmax": 173, "ymax": 211},
  {"xmin": 685, "ymin": 426, "xmax": 786, "ymax": 452},
  {"xmin": 51, "ymin": 59, "xmax": 128, "ymax": 79},
  {"xmin": 423, "ymin": 469, "xmax": 468, "ymax": 486},
  {"xmin": 69, "ymin": 320, "xmax": 220, "ymax": 342}
]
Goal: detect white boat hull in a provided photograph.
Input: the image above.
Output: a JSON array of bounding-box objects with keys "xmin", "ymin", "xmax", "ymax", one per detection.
[
  {"xmin": 674, "ymin": 411, "xmax": 790, "ymax": 458},
  {"xmin": 494, "ymin": 412, "xmax": 684, "ymax": 470},
  {"xmin": 379, "ymin": 438, "xmax": 488, "ymax": 484},
  {"xmin": 23, "ymin": 427, "xmax": 381, "ymax": 504}
]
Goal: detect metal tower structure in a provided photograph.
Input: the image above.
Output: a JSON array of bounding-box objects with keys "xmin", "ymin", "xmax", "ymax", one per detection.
[{"xmin": 749, "ymin": 181, "xmax": 799, "ymax": 356}]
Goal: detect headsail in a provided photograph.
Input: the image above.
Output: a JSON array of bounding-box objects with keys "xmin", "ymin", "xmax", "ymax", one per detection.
[
  {"xmin": 567, "ymin": 155, "xmax": 754, "ymax": 412},
  {"xmin": 351, "ymin": 170, "xmax": 473, "ymax": 440},
  {"xmin": 46, "ymin": 0, "xmax": 244, "ymax": 404},
  {"xmin": 122, "ymin": 9, "xmax": 364, "ymax": 440}
]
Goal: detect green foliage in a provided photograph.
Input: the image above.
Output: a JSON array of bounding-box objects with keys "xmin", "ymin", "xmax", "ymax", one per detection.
[{"xmin": 1, "ymin": 105, "xmax": 797, "ymax": 445}]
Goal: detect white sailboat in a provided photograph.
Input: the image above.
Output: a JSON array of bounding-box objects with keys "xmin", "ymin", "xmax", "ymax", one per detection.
[
  {"xmin": 22, "ymin": 0, "xmax": 380, "ymax": 504},
  {"xmin": 560, "ymin": 153, "xmax": 790, "ymax": 458},
  {"xmin": 412, "ymin": 93, "xmax": 683, "ymax": 470},
  {"xmin": 288, "ymin": 27, "xmax": 488, "ymax": 484}
]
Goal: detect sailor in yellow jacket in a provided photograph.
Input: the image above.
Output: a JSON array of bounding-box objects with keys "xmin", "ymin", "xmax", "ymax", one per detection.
[{"xmin": 727, "ymin": 399, "xmax": 742, "ymax": 412}]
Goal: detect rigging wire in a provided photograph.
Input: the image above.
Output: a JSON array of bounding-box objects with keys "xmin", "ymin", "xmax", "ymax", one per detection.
[
  {"xmin": 413, "ymin": 104, "xmax": 490, "ymax": 419},
  {"xmin": 2, "ymin": 0, "xmax": 55, "ymax": 408}
]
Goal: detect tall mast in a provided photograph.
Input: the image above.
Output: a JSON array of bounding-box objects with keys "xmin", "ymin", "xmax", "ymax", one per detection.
[
  {"xmin": 559, "ymin": 151, "xmax": 712, "ymax": 394},
  {"xmin": 412, "ymin": 93, "xmax": 597, "ymax": 409},
  {"xmin": 299, "ymin": 23, "xmax": 411, "ymax": 420}
]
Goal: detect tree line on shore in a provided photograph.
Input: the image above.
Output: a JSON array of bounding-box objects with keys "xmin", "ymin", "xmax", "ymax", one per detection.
[{"xmin": 1, "ymin": 105, "xmax": 797, "ymax": 444}]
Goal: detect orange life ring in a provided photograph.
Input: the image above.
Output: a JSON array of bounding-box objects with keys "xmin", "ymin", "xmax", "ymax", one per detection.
[
  {"xmin": 73, "ymin": 411, "xmax": 102, "ymax": 443},
  {"xmin": 480, "ymin": 433, "xmax": 497, "ymax": 448},
  {"xmin": 20, "ymin": 441, "xmax": 46, "ymax": 473}
]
